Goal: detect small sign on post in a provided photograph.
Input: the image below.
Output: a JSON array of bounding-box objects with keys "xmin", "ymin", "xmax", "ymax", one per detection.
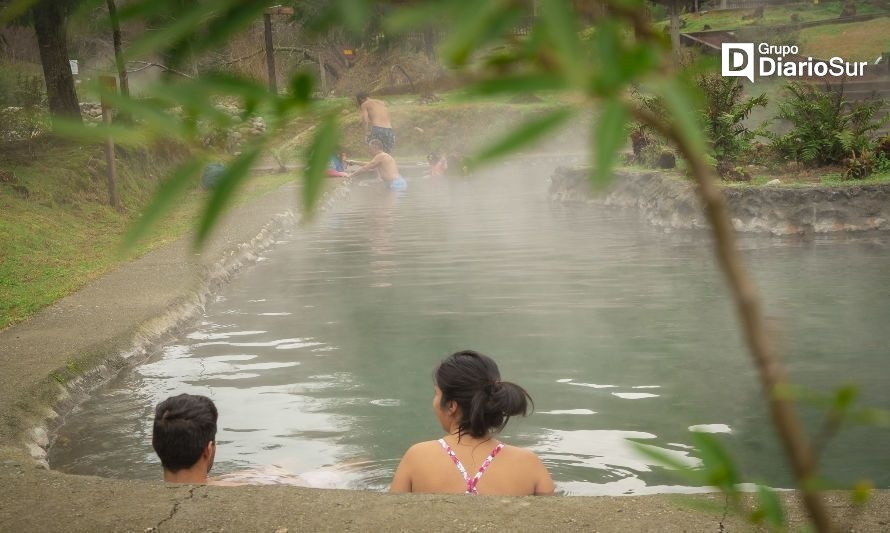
[
  {"xmin": 99, "ymin": 75, "xmax": 119, "ymax": 209},
  {"xmin": 69, "ymin": 59, "xmax": 79, "ymax": 76}
]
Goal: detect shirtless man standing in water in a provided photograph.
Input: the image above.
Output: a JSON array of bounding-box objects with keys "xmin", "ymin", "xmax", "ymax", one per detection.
[
  {"xmin": 348, "ymin": 139, "xmax": 407, "ymax": 190},
  {"xmin": 357, "ymin": 91, "xmax": 395, "ymax": 153}
]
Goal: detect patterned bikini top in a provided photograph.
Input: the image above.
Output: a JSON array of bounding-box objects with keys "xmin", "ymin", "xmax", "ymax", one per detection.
[{"xmin": 437, "ymin": 438, "xmax": 505, "ymax": 494}]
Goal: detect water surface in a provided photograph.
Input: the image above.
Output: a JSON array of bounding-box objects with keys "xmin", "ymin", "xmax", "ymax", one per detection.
[{"xmin": 50, "ymin": 164, "xmax": 890, "ymax": 494}]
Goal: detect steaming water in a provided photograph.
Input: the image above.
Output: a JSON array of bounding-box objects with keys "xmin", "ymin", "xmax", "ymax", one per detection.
[{"xmin": 50, "ymin": 163, "xmax": 890, "ymax": 495}]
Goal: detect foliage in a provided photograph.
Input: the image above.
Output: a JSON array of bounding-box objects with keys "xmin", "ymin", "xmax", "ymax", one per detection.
[{"xmin": 769, "ymin": 82, "xmax": 888, "ymax": 167}]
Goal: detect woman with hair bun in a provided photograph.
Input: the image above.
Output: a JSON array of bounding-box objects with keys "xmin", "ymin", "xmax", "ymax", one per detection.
[{"xmin": 391, "ymin": 350, "xmax": 555, "ymax": 495}]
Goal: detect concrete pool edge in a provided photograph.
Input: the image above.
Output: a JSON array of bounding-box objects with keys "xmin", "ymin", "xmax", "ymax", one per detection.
[
  {"xmin": 550, "ymin": 166, "xmax": 890, "ymax": 235},
  {"xmin": 0, "ymin": 176, "xmax": 354, "ymax": 468},
  {"xmin": 1, "ymin": 458, "xmax": 888, "ymax": 531}
]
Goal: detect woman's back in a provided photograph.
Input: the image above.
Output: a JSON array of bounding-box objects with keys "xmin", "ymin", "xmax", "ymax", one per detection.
[
  {"xmin": 393, "ymin": 438, "xmax": 553, "ymax": 495},
  {"xmin": 390, "ymin": 349, "xmax": 555, "ymax": 496}
]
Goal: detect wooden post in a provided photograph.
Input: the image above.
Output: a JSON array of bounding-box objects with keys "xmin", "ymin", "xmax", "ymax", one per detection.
[
  {"xmin": 263, "ymin": 12, "xmax": 277, "ymax": 94},
  {"xmin": 99, "ymin": 75, "xmax": 119, "ymax": 208},
  {"xmin": 319, "ymin": 56, "xmax": 327, "ymax": 95}
]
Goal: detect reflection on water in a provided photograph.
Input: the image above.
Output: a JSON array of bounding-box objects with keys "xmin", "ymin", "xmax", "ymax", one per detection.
[{"xmin": 49, "ymin": 164, "xmax": 890, "ymax": 495}]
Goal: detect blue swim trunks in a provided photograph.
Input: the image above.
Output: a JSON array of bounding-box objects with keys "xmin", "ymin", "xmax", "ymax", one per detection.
[{"xmin": 388, "ymin": 176, "xmax": 407, "ymax": 190}]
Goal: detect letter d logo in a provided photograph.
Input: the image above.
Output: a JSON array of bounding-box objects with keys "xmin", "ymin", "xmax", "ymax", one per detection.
[{"xmin": 722, "ymin": 43, "xmax": 754, "ymax": 83}]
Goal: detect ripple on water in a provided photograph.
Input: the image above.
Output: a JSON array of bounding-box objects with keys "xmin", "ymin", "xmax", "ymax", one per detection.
[{"xmin": 612, "ymin": 392, "xmax": 659, "ymax": 399}]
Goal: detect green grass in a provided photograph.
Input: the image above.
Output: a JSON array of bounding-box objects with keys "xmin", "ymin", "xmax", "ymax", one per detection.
[
  {"xmin": 723, "ymin": 169, "xmax": 890, "ymax": 188},
  {"xmin": 798, "ymin": 16, "xmax": 890, "ymax": 60},
  {"xmin": 0, "ymin": 139, "xmax": 296, "ymax": 330},
  {"xmin": 657, "ymin": 3, "xmax": 886, "ymax": 33}
]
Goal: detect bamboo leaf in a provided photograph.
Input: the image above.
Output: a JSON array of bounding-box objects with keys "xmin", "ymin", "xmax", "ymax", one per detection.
[
  {"xmin": 471, "ymin": 108, "xmax": 573, "ymax": 166},
  {"xmin": 628, "ymin": 440, "xmax": 705, "ymax": 484},
  {"xmin": 122, "ymin": 157, "xmax": 205, "ymax": 250},
  {"xmin": 0, "ymin": 0, "xmax": 38, "ymax": 24},
  {"xmin": 441, "ymin": 0, "xmax": 521, "ymax": 67},
  {"xmin": 657, "ymin": 78, "xmax": 707, "ymax": 156},
  {"xmin": 751, "ymin": 485, "xmax": 785, "ymax": 529},
  {"xmin": 195, "ymin": 146, "xmax": 262, "ymax": 246},
  {"xmin": 123, "ymin": 0, "xmax": 239, "ymax": 62},
  {"xmin": 52, "ymin": 117, "xmax": 152, "ymax": 146},
  {"xmin": 302, "ymin": 115, "xmax": 339, "ymax": 215},
  {"xmin": 464, "ymin": 74, "xmax": 569, "ymax": 98},
  {"xmin": 539, "ymin": 0, "xmax": 584, "ymax": 77},
  {"xmin": 689, "ymin": 431, "xmax": 740, "ymax": 493},
  {"xmin": 591, "ymin": 100, "xmax": 627, "ymax": 189}
]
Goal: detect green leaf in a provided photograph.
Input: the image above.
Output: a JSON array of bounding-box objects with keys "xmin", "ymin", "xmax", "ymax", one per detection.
[
  {"xmin": 0, "ymin": 0, "xmax": 38, "ymax": 24},
  {"xmin": 384, "ymin": 2, "xmax": 452, "ymax": 32},
  {"xmin": 52, "ymin": 117, "xmax": 152, "ymax": 146},
  {"xmin": 832, "ymin": 384, "xmax": 858, "ymax": 412},
  {"xmin": 852, "ymin": 479, "xmax": 873, "ymax": 504},
  {"xmin": 689, "ymin": 431, "xmax": 739, "ymax": 493},
  {"xmin": 751, "ymin": 485, "xmax": 785, "ymax": 529},
  {"xmin": 470, "ymin": 108, "xmax": 573, "ymax": 166},
  {"xmin": 302, "ymin": 115, "xmax": 340, "ymax": 215},
  {"xmin": 336, "ymin": 0, "xmax": 370, "ymax": 35},
  {"xmin": 289, "ymin": 72, "xmax": 314, "ymax": 105},
  {"xmin": 441, "ymin": 0, "xmax": 522, "ymax": 67},
  {"xmin": 629, "ymin": 440, "xmax": 703, "ymax": 483},
  {"xmin": 539, "ymin": 0, "xmax": 584, "ymax": 78},
  {"xmin": 122, "ymin": 157, "xmax": 205, "ymax": 250},
  {"xmin": 657, "ymin": 78, "xmax": 707, "ymax": 156},
  {"xmin": 591, "ymin": 100, "xmax": 628, "ymax": 189},
  {"xmin": 195, "ymin": 146, "xmax": 262, "ymax": 246},
  {"xmin": 464, "ymin": 74, "xmax": 569, "ymax": 98},
  {"xmin": 123, "ymin": 0, "xmax": 240, "ymax": 62}
]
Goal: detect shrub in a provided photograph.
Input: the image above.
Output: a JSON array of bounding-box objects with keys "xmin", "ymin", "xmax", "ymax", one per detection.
[
  {"xmin": 769, "ymin": 81, "xmax": 888, "ymax": 167},
  {"xmin": 0, "ymin": 75, "xmax": 48, "ymax": 143},
  {"xmin": 697, "ymin": 74, "xmax": 768, "ymax": 172}
]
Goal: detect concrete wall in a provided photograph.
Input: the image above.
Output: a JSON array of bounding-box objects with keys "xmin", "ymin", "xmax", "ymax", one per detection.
[{"xmin": 550, "ymin": 167, "xmax": 890, "ymax": 235}]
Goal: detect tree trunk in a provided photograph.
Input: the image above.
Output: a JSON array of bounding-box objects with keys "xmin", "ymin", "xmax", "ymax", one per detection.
[
  {"xmin": 670, "ymin": 0, "xmax": 681, "ymax": 67},
  {"xmin": 106, "ymin": 0, "xmax": 128, "ymax": 97},
  {"xmin": 422, "ymin": 28, "xmax": 436, "ymax": 60},
  {"xmin": 32, "ymin": 0, "xmax": 81, "ymax": 121}
]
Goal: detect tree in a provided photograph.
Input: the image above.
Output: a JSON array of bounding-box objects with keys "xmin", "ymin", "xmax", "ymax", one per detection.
[{"xmin": 31, "ymin": 0, "xmax": 82, "ymax": 121}]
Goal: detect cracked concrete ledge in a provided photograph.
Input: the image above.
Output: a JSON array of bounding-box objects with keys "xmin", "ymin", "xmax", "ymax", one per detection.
[{"xmin": 1, "ymin": 173, "xmax": 888, "ymax": 531}]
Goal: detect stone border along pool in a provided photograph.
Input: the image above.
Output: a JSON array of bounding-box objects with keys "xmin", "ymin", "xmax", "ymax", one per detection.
[
  {"xmin": 1, "ymin": 165, "xmax": 888, "ymax": 532},
  {"xmin": 550, "ymin": 166, "xmax": 890, "ymax": 235}
]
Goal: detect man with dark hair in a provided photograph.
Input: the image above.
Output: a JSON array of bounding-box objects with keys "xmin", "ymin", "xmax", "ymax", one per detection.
[
  {"xmin": 152, "ymin": 394, "xmax": 218, "ymax": 484},
  {"xmin": 348, "ymin": 139, "xmax": 407, "ymax": 190},
  {"xmin": 356, "ymin": 91, "xmax": 395, "ymax": 153}
]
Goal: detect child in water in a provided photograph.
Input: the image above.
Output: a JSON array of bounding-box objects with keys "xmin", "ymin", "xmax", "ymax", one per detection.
[{"xmin": 390, "ymin": 350, "xmax": 555, "ymax": 495}]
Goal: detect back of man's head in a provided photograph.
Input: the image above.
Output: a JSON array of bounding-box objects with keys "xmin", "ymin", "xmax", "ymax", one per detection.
[
  {"xmin": 368, "ymin": 138, "xmax": 385, "ymax": 152},
  {"xmin": 356, "ymin": 91, "xmax": 369, "ymax": 105},
  {"xmin": 152, "ymin": 394, "xmax": 218, "ymax": 472}
]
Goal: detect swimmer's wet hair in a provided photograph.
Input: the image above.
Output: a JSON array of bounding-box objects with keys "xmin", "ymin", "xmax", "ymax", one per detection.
[
  {"xmin": 368, "ymin": 139, "xmax": 385, "ymax": 150},
  {"xmin": 152, "ymin": 394, "xmax": 217, "ymax": 472},
  {"xmin": 356, "ymin": 91, "xmax": 369, "ymax": 105},
  {"xmin": 434, "ymin": 349, "xmax": 533, "ymax": 440}
]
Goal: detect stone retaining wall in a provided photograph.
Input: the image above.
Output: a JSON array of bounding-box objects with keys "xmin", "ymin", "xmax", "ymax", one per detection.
[{"xmin": 550, "ymin": 167, "xmax": 890, "ymax": 234}]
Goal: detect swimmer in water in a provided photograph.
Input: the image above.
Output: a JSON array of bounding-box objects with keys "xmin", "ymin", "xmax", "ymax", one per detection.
[
  {"xmin": 390, "ymin": 350, "xmax": 555, "ymax": 495},
  {"xmin": 152, "ymin": 394, "xmax": 226, "ymax": 485},
  {"xmin": 347, "ymin": 139, "xmax": 407, "ymax": 191}
]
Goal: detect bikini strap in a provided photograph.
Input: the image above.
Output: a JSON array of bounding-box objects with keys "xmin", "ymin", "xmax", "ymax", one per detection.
[
  {"xmin": 437, "ymin": 439, "xmax": 505, "ymax": 494},
  {"xmin": 437, "ymin": 438, "xmax": 470, "ymax": 485},
  {"xmin": 466, "ymin": 443, "xmax": 505, "ymax": 494}
]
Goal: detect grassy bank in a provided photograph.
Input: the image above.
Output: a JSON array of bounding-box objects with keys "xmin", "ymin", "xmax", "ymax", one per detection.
[
  {"xmin": 657, "ymin": 3, "xmax": 886, "ymax": 33},
  {"xmin": 0, "ymin": 139, "xmax": 295, "ymax": 330},
  {"xmin": 798, "ymin": 16, "xmax": 890, "ymax": 60}
]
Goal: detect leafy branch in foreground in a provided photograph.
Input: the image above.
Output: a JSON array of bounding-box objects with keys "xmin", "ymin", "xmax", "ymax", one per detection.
[{"xmin": 43, "ymin": 1, "xmax": 879, "ymax": 529}]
